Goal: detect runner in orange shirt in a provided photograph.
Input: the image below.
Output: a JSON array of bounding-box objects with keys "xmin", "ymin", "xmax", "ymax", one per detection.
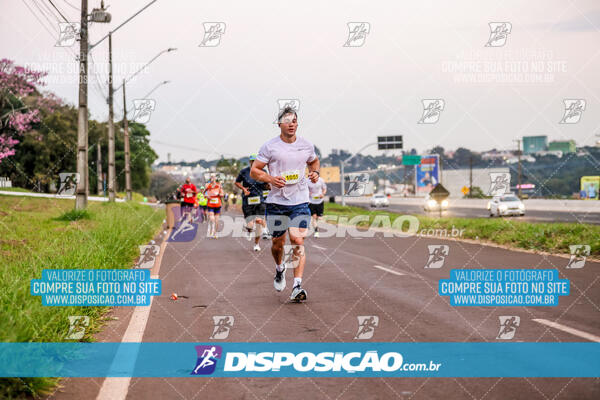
[{"xmin": 204, "ymin": 174, "xmax": 224, "ymax": 239}]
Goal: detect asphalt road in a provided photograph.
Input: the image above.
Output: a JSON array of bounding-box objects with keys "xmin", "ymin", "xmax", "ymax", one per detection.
[
  {"xmin": 350, "ymin": 202, "xmax": 600, "ymax": 225},
  {"xmin": 51, "ymin": 210, "xmax": 600, "ymax": 400}
]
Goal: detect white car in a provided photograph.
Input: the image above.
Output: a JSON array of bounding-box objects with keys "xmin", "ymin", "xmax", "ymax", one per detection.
[
  {"xmin": 370, "ymin": 194, "xmax": 390, "ymax": 207},
  {"xmin": 488, "ymin": 194, "xmax": 525, "ymax": 217},
  {"xmin": 424, "ymin": 194, "xmax": 448, "ymax": 212}
]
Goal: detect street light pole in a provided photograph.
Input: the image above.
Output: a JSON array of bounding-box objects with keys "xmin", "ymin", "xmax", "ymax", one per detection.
[
  {"xmin": 75, "ymin": 0, "xmax": 89, "ymax": 210},
  {"xmin": 514, "ymin": 138, "xmax": 522, "ymax": 197},
  {"xmin": 122, "ymin": 79, "xmax": 131, "ymax": 201},
  {"xmin": 107, "ymin": 32, "xmax": 116, "ymax": 201}
]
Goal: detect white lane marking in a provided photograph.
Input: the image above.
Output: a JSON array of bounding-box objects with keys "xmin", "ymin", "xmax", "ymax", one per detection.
[
  {"xmin": 372, "ymin": 265, "xmax": 405, "ymax": 276},
  {"xmin": 96, "ymin": 233, "xmax": 170, "ymax": 400},
  {"xmin": 532, "ymin": 319, "xmax": 600, "ymax": 343},
  {"xmin": 312, "ymin": 244, "xmax": 327, "ymax": 250}
]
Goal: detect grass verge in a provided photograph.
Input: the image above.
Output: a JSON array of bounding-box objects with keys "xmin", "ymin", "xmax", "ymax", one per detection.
[
  {"xmin": 0, "ymin": 195, "xmax": 164, "ymax": 398},
  {"xmin": 324, "ymin": 203, "xmax": 600, "ymax": 256}
]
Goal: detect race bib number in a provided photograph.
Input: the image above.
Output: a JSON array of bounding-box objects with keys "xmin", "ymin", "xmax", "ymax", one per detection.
[
  {"xmin": 186, "ymin": 192, "xmax": 193, "ymax": 198},
  {"xmin": 282, "ymin": 170, "xmax": 301, "ymax": 185},
  {"xmin": 247, "ymin": 196, "xmax": 260, "ymax": 205},
  {"xmin": 262, "ymin": 190, "xmax": 269, "ymax": 197},
  {"xmin": 209, "ymin": 198, "xmax": 219, "ymax": 204}
]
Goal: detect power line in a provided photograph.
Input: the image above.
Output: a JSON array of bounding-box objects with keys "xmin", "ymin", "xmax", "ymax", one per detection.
[
  {"xmin": 47, "ymin": 0, "xmax": 70, "ymax": 23},
  {"xmin": 59, "ymin": 0, "xmax": 79, "ymax": 11},
  {"xmin": 20, "ymin": 0, "xmax": 57, "ymax": 38}
]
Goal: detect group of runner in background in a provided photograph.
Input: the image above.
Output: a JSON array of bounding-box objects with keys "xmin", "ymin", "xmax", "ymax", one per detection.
[{"xmin": 173, "ymin": 107, "xmax": 326, "ymax": 302}]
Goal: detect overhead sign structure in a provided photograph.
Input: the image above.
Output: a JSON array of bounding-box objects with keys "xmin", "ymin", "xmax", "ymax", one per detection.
[
  {"xmin": 402, "ymin": 155, "xmax": 421, "ymax": 165},
  {"xmin": 377, "ymin": 135, "xmax": 403, "ymax": 150},
  {"xmin": 415, "ymin": 154, "xmax": 440, "ymax": 195}
]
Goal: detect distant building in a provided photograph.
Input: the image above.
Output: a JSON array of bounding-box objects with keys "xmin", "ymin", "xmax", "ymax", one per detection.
[
  {"xmin": 523, "ymin": 135, "xmax": 547, "ymax": 154},
  {"xmin": 548, "ymin": 140, "xmax": 576, "ymax": 154},
  {"xmin": 442, "ymin": 167, "xmax": 511, "ymax": 198}
]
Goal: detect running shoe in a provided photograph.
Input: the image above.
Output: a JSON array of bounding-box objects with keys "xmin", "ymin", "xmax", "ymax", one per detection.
[
  {"xmin": 273, "ymin": 265, "xmax": 286, "ymax": 292},
  {"xmin": 314, "ymin": 231, "xmax": 320, "ymax": 238},
  {"xmin": 253, "ymin": 243, "xmax": 261, "ymax": 252},
  {"xmin": 244, "ymin": 227, "xmax": 254, "ymax": 241},
  {"xmin": 290, "ymin": 285, "xmax": 307, "ymax": 302}
]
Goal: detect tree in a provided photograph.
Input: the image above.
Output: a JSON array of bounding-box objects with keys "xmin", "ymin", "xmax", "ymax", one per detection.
[{"xmin": 0, "ymin": 59, "xmax": 59, "ymax": 163}]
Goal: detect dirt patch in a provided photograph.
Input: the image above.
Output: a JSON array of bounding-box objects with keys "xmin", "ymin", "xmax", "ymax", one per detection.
[{"xmin": 0, "ymin": 239, "xmax": 27, "ymax": 246}]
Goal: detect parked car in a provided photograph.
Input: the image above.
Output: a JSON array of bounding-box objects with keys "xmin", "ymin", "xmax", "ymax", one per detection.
[
  {"xmin": 424, "ymin": 194, "xmax": 448, "ymax": 211},
  {"xmin": 370, "ymin": 193, "xmax": 389, "ymax": 207},
  {"xmin": 488, "ymin": 194, "xmax": 525, "ymax": 217}
]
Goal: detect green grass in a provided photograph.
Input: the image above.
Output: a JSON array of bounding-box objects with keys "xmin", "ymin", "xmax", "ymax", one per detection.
[
  {"xmin": 0, "ymin": 187, "xmax": 32, "ymax": 192},
  {"xmin": 0, "ymin": 195, "xmax": 164, "ymax": 398},
  {"xmin": 324, "ymin": 203, "xmax": 600, "ymax": 256}
]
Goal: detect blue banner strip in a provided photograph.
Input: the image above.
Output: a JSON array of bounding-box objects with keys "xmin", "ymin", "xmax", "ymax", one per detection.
[{"xmin": 0, "ymin": 343, "xmax": 598, "ymax": 377}]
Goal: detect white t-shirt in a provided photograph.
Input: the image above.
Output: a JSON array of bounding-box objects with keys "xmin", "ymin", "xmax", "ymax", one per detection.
[
  {"xmin": 308, "ymin": 177, "xmax": 327, "ymax": 204},
  {"xmin": 257, "ymin": 135, "xmax": 316, "ymax": 206}
]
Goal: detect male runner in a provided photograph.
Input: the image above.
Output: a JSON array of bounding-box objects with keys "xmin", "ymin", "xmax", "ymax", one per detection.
[
  {"xmin": 235, "ymin": 154, "xmax": 269, "ymax": 252},
  {"xmin": 204, "ymin": 174, "xmax": 224, "ymax": 238},
  {"xmin": 250, "ymin": 107, "xmax": 320, "ymax": 302},
  {"xmin": 180, "ymin": 177, "xmax": 197, "ymax": 222},
  {"xmin": 307, "ymin": 176, "xmax": 327, "ymax": 237}
]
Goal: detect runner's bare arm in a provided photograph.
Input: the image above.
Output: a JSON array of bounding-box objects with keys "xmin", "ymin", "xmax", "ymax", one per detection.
[
  {"xmin": 234, "ymin": 181, "xmax": 250, "ymax": 195},
  {"xmin": 307, "ymin": 157, "xmax": 320, "ymax": 183},
  {"xmin": 251, "ymin": 160, "xmax": 286, "ymax": 188}
]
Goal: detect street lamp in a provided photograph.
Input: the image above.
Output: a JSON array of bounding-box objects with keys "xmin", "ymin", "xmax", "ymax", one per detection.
[{"xmin": 121, "ymin": 79, "xmax": 171, "ymax": 201}]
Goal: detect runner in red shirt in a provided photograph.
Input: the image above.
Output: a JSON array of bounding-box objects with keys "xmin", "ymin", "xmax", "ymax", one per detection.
[
  {"xmin": 204, "ymin": 174, "xmax": 224, "ymax": 239},
  {"xmin": 180, "ymin": 177, "xmax": 197, "ymax": 222}
]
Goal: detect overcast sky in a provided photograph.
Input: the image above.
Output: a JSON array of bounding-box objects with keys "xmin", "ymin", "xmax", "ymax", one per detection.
[{"xmin": 2, "ymin": 0, "xmax": 600, "ymax": 163}]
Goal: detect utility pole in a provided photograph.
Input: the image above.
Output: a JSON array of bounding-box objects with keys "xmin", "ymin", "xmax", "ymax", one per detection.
[
  {"xmin": 514, "ymin": 138, "xmax": 522, "ymax": 197},
  {"xmin": 75, "ymin": 0, "xmax": 89, "ymax": 210},
  {"xmin": 122, "ymin": 79, "xmax": 132, "ymax": 201},
  {"xmin": 96, "ymin": 139, "xmax": 102, "ymax": 194},
  {"xmin": 469, "ymin": 155, "xmax": 473, "ymax": 198},
  {"xmin": 107, "ymin": 32, "xmax": 116, "ymax": 201}
]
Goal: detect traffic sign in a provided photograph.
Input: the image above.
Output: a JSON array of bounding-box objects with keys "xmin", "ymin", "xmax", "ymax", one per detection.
[
  {"xmin": 377, "ymin": 135, "xmax": 403, "ymax": 150},
  {"xmin": 402, "ymin": 155, "xmax": 421, "ymax": 165},
  {"xmin": 429, "ymin": 183, "xmax": 450, "ymax": 201}
]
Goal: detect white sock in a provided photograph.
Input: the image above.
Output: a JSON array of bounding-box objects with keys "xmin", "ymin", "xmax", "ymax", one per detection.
[
  {"xmin": 276, "ymin": 263, "xmax": 284, "ymax": 272},
  {"xmin": 293, "ymin": 277, "xmax": 302, "ymax": 288}
]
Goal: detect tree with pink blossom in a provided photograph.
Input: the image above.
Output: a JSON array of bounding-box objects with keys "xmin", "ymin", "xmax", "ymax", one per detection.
[{"xmin": 0, "ymin": 58, "xmax": 61, "ymax": 163}]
